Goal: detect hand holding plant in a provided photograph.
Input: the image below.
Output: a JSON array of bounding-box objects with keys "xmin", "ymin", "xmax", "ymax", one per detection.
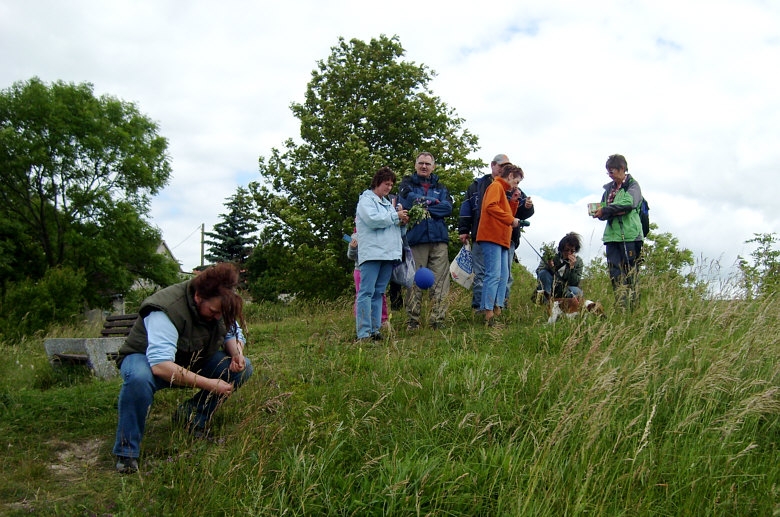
[
  {"xmin": 541, "ymin": 241, "xmax": 557, "ymax": 263},
  {"xmin": 406, "ymin": 201, "xmax": 431, "ymax": 228}
]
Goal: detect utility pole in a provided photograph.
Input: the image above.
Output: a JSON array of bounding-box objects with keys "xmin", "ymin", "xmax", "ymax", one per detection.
[{"xmin": 200, "ymin": 223, "xmax": 205, "ymax": 267}]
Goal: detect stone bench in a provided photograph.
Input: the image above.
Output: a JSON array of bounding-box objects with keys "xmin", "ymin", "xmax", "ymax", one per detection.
[
  {"xmin": 44, "ymin": 313, "xmax": 138, "ymax": 379},
  {"xmin": 44, "ymin": 337, "xmax": 126, "ymax": 379}
]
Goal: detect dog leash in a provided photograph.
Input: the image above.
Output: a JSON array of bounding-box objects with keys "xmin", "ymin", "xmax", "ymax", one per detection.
[{"xmin": 521, "ymin": 233, "xmax": 545, "ymax": 261}]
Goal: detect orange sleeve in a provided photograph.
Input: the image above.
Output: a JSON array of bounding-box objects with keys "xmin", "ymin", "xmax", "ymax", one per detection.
[{"xmin": 483, "ymin": 184, "xmax": 514, "ymax": 226}]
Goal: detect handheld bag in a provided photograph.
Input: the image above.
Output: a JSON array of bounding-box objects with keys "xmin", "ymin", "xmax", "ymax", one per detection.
[
  {"xmin": 391, "ymin": 245, "xmax": 416, "ymax": 288},
  {"xmin": 450, "ymin": 243, "xmax": 474, "ymax": 289}
]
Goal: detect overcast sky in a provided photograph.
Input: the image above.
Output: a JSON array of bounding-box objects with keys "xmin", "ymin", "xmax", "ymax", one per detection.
[{"xmin": 2, "ymin": 0, "xmax": 778, "ymax": 284}]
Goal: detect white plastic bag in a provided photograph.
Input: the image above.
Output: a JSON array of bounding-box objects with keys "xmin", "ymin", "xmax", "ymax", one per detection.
[{"xmin": 450, "ymin": 243, "xmax": 474, "ymax": 289}]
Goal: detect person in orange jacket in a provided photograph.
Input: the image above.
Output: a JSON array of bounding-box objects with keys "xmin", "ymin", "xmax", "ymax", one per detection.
[{"xmin": 475, "ymin": 164, "xmax": 524, "ymax": 325}]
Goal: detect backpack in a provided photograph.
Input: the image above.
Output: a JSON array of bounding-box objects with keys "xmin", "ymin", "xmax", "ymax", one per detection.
[
  {"xmin": 638, "ymin": 197, "xmax": 650, "ymax": 237},
  {"xmin": 622, "ymin": 177, "xmax": 650, "ymax": 237}
]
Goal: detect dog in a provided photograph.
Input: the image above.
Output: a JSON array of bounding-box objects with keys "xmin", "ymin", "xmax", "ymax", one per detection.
[{"xmin": 546, "ymin": 297, "xmax": 605, "ymax": 324}]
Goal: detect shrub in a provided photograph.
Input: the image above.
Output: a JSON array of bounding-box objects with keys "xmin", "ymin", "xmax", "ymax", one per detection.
[{"xmin": 0, "ymin": 266, "xmax": 87, "ymax": 338}]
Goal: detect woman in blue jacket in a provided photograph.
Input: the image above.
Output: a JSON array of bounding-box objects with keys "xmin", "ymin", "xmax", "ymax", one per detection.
[{"xmin": 355, "ymin": 167, "xmax": 409, "ymax": 340}]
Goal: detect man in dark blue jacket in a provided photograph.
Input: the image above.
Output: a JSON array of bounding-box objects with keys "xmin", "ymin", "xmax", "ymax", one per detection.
[
  {"xmin": 399, "ymin": 152, "xmax": 453, "ymax": 330},
  {"xmin": 458, "ymin": 154, "xmax": 507, "ymax": 309},
  {"xmin": 458, "ymin": 154, "xmax": 534, "ymax": 309}
]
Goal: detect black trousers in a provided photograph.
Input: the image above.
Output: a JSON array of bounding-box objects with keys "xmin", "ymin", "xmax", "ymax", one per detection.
[
  {"xmin": 605, "ymin": 240, "xmax": 643, "ymax": 309},
  {"xmin": 388, "ymin": 281, "xmax": 404, "ymax": 310}
]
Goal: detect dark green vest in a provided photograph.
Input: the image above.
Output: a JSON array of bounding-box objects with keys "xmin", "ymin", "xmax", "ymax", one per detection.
[{"xmin": 117, "ymin": 280, "xmax": 226, "ymax": 367}]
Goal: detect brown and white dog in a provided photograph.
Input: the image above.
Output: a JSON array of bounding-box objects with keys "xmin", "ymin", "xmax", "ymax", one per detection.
[{"xmin": 546, "ymin": 297, "xmax": 605, "ymax": 324}]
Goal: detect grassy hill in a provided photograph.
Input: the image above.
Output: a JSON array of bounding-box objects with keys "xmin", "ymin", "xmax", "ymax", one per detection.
[{"xmin": 0, "ymin": 268, "xmax": 777, "ymax": 515}]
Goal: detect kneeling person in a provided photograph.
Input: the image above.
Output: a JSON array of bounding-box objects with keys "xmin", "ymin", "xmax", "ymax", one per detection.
[
  {"xmin": 113, "ymin": 263, "xmax": 253, "ymax": 473},
  {"xmin": 536, "ymin": 232, "xmax": 584, "ymax": 302}
]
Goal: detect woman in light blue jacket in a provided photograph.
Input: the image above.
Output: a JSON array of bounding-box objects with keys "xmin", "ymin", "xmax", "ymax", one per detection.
[{"xmin": 355, "ymin": 167, "xmax": 409, "ymax": 340}]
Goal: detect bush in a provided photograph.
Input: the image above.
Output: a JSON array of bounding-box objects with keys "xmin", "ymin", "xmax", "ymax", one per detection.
[
  {"xmin": 0, "ymin": 266, "xmax": 87, "ymax": 338},
  {"xmin": 123, "ymin": 285, "xmax": 161, "ymax": 314},
  {"xmin": 738, "ymin": 232, "xmax": 779, "ymax": 298}
]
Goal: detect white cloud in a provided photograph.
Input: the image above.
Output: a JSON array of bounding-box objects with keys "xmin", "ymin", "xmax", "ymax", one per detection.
[{"xmin": 1, "ymin": 0, "xmax": 778, "ymax": 276}]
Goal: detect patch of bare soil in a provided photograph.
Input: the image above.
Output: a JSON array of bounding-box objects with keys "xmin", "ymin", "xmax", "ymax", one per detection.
[{"xmin": 47, "ymin": 438, "xmax": 104, "ymax": 480}]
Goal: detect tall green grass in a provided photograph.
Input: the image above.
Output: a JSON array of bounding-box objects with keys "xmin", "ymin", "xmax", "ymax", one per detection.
[{"xmin": 0, "ymin": 268, "xmax": 777, "ymax": 515}]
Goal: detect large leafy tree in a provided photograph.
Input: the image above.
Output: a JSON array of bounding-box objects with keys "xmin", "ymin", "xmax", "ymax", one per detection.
[
  {"xmin": 248, "ymin": 35, "xmax": 482, "ymax": 299},
  {"xmin": 0, "ymin": 77, "xmax": 178, "ymax": 303},
  {"xmin": 204, "ymin": 186, "xmax": 258, "ymax": 265}
]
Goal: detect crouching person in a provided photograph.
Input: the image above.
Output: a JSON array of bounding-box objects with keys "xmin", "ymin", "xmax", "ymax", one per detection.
[
  {"xmin": 536, "ymin": 232, "xmax": 584, "ymax": 303},
  {"xmin": 113, "ymin": 263, "xmax": 253, "ymax": 473}
]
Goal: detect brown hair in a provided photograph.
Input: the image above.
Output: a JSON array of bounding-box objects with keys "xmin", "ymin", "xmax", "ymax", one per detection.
[
  {"xmin": 370, "ymin": 166, "xmax": 397, "ymax": 189},
  {"xmin": 191, "ymin": 262, "xmax": 245, "ymax": 335},
  {"xmin": 500, "ymin": 164, "xmax": 524, "ymax": 181},
  {"xmin": 605, "ymin": 154, "xmax": 628, "ymax": 172},
  {"xmin": 558, "ymin": 232, "xmax": 582, "ymax": 254}
]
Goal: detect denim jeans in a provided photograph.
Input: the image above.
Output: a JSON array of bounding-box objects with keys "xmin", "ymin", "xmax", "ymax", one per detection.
[
  {"xmin": 113, "ymin": 351, "xmax": 253, "ymax": 459},
  {"xmin": 356, "ymin": 260, "xmax": 394, "ymax": 338},
  {"xmin": 480, "ymin": 242, "xmax": 509, "ymax": 311},
  {"xmin": 537, "ymin": 269, "xmax": 583, "ymax": 299},
  {"xmin": 470, "ymin": 241, "xmax": 486, "ymax": 309},
  {"xmin": 354, "ymin": 269, "xmax": 387, "ymax": 323},
  {"xmin": 504, "ymin": 242, "xmax": 517, "ymax": 304}
]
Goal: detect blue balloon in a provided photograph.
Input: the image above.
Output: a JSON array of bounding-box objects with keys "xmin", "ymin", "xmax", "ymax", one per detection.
[{"xmin": 414, "ymin": 267, "xmax": 435, "ymax": 290}]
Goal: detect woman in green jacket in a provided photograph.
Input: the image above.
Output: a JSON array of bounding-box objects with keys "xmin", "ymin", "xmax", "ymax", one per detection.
[{"xmin": 592, "ymin": 154, "xmax": 643, "ymax": 310}]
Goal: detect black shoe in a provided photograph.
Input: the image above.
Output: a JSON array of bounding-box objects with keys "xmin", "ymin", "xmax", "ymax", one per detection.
[
  {"xmin": 407, "ymin": 320, "xmax": 420, "ymax": 331},
  {"xmin": 371, "ymin": 332, "xmax": 383, "ymax": 341},
  {"xmin": 431, "ymin": 322, "xmax": 446, "ymax": 330},
  {"xmin": 116, "ymin": 456, "xmax": 138, "ymax": 474}
]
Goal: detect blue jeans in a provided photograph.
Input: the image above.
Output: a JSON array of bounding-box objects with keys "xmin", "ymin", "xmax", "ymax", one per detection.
[
  {"xmin": 113, "ymin": 351, "xmax": 253, "ymax": 458},
  {"xmin": 470, "ymin": 241, "xmax": 486, "ymax": 309},
  {"xmin": 504, "ymin": 242, "xmax": 517, "ymax": 304},
  {"xmin": 480, "ymin": 242, "xmax": 509, "ymax": 311},
  {"xmin": 356, "ymin": 260, "xmax": 394, "ymax": 338},
  {"xmin": 537, "ymin": 269, "xmax": 583, "ymax": 298}
]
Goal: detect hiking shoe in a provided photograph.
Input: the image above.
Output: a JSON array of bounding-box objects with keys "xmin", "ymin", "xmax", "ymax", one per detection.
[
  {"xmin": 431, "ymin": 322, "xmax": 446, "ymax": 330},
  {"xmin": 116, "ymin": 456, "xmax": 138, "ymax": 474},
  {"xmin": 407, "ymin": 320, "xmax": 420, "ymax": 331},
  {"xmin": 371, "ymin": 332, "xmax": 383, "ymax": 341}
]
